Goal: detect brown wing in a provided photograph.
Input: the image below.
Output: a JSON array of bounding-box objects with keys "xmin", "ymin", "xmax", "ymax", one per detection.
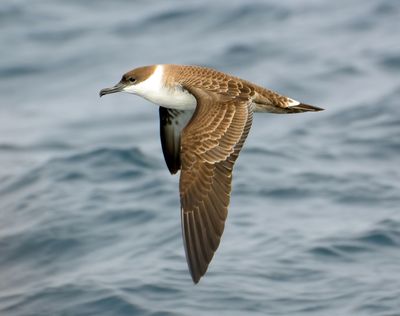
[
  {"xmin": 159, "ymin": 107, "xmax": 194, "ymax": 174},
  {"xmin": 179, "ymin": 86, "xmax": 254, "ymax": 283}
]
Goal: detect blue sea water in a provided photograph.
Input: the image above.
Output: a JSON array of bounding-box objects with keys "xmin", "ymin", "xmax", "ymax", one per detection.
[{"xmin": 1, "ymin": 0, "xmax": 400, "ymax": 315}]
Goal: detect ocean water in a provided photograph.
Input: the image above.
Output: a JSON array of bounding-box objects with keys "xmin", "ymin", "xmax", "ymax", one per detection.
[{"xmin": 1, "ymin": 0, "xmax": 400, "ymax": 315}]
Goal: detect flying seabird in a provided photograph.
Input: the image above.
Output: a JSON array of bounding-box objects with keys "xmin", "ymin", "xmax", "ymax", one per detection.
[{"xmin": 99, "ymin": 64, "xmax": 323, "ymax": 283}]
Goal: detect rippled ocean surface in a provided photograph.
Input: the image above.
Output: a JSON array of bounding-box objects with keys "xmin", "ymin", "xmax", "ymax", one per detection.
[{"xmin": 1, "ymin": 0, "xmax": 400, "ymax": 315}]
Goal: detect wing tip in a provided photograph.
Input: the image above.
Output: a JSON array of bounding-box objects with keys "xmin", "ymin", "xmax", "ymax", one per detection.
[
  {"xmin": 167, "ymin": 164, "xmax": 180, "ymax": 175},
  {"xmin": 191, "ymin": 274, "xmax": 201, "ymax": 284},
  {"xmin": 185, "ymin": 254, "xmax": 203, "ymax": 284},
  {"xmin": 188, "ymin": 263, "xmax": 206, "ymax": 284}
]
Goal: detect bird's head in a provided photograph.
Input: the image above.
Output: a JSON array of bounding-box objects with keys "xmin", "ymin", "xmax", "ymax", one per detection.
[{"xmin": 99, "ymin": 65, "xmax": 156, "ymax": 97}]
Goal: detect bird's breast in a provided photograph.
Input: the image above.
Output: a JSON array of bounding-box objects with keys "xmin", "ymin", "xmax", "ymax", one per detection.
[{"xmin": 142, "ymin": 85, "xmax": 197, "ymax": 110}]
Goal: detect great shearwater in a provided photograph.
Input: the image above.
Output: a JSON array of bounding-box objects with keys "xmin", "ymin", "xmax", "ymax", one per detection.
[{"xmin": 99, "ymin": 64, "xmax": 323, "ymax": 283}]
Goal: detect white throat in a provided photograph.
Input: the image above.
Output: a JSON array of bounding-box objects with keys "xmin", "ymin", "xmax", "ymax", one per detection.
[{"xmin": 123, "ymin": 65, "xmax": 196, "ymax": 110}]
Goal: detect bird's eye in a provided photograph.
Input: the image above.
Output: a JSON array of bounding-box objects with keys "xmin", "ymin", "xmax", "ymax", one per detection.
[{"xmin": 129, "ymin": 78, "xmax": 136, "ymax": 83}]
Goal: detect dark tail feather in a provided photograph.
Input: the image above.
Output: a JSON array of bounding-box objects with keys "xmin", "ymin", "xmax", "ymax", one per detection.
[{"xmin": 286, "ymin": 103, "xmax": 324, "ymax": 113}]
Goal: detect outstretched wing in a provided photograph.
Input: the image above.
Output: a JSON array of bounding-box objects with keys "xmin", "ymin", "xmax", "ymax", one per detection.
[
  {"xmin": 159, "ymin": 107, "xmax": 194, "ymax": 174},
  {"xmin": 179, "ymin": 86, "xmax": 254, "ymax": 283}
]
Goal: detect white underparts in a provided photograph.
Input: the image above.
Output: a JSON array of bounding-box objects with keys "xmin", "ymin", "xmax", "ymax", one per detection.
[{"xmin": 123, "ymin": 65, "xmax": 197, "ymax": 110}]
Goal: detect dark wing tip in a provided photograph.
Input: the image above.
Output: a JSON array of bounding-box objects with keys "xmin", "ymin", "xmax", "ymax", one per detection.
[
  {"xmin": 187, "ymin": 252, "xmax": 207, "ymax": 284},
  {"xmin": 165, "ymin": 160, "xmax": 180, "ymax": 175},
  {"xmin": 188, "ymin": 265, "xmax": 201, "ymax": 284},
  {"xmin": 182, "ymin": 207, "xmax": 222, "ymax": 285}
]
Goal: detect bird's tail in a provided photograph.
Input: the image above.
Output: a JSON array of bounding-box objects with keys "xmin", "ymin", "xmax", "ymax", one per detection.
[
  {"xmin": 285, "ymin": 103, "xmax": 324, "ymax": 113},
  {"xmin": 252, "ymin": 88, "xmax": 324, "ymax": 113}
]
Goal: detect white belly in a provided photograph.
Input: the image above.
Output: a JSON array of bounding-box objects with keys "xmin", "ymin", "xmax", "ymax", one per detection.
[{"xmin": 142, "ymin": 85, "xmax": 197, "ymax": 110}]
